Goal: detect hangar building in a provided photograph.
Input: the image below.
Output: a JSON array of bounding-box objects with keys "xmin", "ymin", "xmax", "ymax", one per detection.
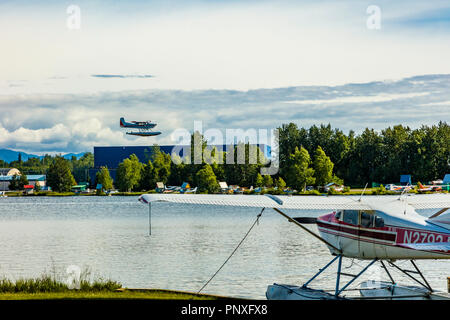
[{"xmin": 89, "ymin": 144, "xmax": 271, "ymax": 183}]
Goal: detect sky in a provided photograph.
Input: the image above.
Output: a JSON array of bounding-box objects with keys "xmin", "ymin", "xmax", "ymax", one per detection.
[{"xmin": 0, "ymin": 0, "xmax": 449, "ymax": 154}]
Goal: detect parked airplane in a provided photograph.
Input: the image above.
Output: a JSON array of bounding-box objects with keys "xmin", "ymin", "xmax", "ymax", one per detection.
[
  {"xmin": 417, "ymin": 182, "xmax": 442, "ymax": 192},
  {"xmin": 385, "ymin": 184, "xmax": 412, "ymax": 192},
  {"xmin": 119, "ymin": 117, "xmax": 161, "ymax": 136},
  {"xmin": 138, "ymin": 193, "xmax": 450, "ymax": 299}
]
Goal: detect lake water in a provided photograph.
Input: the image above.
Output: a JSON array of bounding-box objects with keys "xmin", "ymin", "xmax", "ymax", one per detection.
[{"xmin": 0, "ymin": 196, "xmax": 448, "ymax": 299}]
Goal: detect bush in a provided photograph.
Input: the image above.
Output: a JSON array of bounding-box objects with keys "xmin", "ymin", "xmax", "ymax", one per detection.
[
  {"xmin": 0, "ymin": 271, "xmax": 122, "ymax": 293},
  {"xmin": 294, "ymin": 190, "xmax": 321, "ymax": 195},
  {"xmin": 327, "ymin": 187, "xmax": 339, "ymax": 195},
  {"xmin": 0, "ymin": 263, "xmax": 122, "ymax": 293}
]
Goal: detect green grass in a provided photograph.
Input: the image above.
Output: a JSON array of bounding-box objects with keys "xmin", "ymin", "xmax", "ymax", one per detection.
[
  {"xmin": 5, "ymin": 191, "xmax": 77, "ymax": 197},
  {"xmin": 0, "ymin": 276, "xmax": 122, "ymax": 294},
  {"xmin": 0, "ymin": 267, "xmax": 222, "ymax": 300},
  {"xmin": 0, "ymin": 290, "xmax": 218, "ymax": 300}
]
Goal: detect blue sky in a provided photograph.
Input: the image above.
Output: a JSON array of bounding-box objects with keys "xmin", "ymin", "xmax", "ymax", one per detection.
[{"xmin": 0, "ymin": 1, "xmax": 449, "ymax": 154}]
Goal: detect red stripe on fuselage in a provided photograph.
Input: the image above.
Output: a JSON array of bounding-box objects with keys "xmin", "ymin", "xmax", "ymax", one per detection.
[{"xmin": 316, "ymin": 220, "xmax": 397, "ymax": 242}]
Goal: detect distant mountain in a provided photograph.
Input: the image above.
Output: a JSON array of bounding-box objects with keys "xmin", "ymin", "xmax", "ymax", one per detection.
[
  {"xmin": 60, "ymin": 152, "xmax": 87, "ymax": 160},
  {"xmin": 0, "ymin": 149, "xmax": 87, "ymax": 163}
]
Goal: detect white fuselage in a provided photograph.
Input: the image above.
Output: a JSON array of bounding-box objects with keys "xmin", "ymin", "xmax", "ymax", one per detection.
[{"xmin": 316, "ymin": 207, "xmax": 450, "ymax": 260}]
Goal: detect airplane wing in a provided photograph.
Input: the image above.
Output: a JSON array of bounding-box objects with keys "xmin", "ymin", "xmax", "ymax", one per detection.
[
  {"xmin": 398, "ymin": 242, "xmax": 450, "ymax": 254},
  {"xmin": 138, "ymin": 194, "xmax": 373, "ymax": 210},
  {"xmin": 405, "ymin": 194, "xmax": 450, "ymax": 209}
]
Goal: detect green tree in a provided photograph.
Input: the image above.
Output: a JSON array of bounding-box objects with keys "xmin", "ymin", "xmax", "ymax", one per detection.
[
  {"xmin": 9, "ymin": 174, "xmax": 19, "ymax": 190},
  {"xmin": 46, "ymin": 156, "xmax": 76, "ymax": 192},
  {"xmin": 72, "ymin": 152, "xmax": 94, "ymax": 183},
  {"xmin": 275, "ymin": 177, "xmax": 286, "ymax": 189},
  {"xmin": 313, "ymin": 146, "xmax": 335, "ymax": 187},
  {"xmin": 278, "ymin": 123, "xmax": 308, "ymax": 170},
  {"xmin": 196, "ymin": 164, "xmax": 219, "ymax": 194},
  {"xmin": 116, "ymin": 154, "xmax": 143, "ymax": 192},
  {"xmin": 140, "ymin": 161, "xmax": 157, "ymax": 190},
  {"xmin": 255, "ymin": 173, "xmax": 264, "ymax": 188},
  {"xmin": 347, "ymin": 128, "xmax": 383, "ymax": 185},
  {"xmin": 263, "ymin": 175, "xmax": 273, "ymax": 188},
  {"xmin": 18, "ymin": 173, "xmax": 29, "ymax": 190},
  {"xmin": 284, "ymin": 146, "xmax": 315, "ymax": 191},
  {"xmin": 95, "ymin": 166, "xmax": 113, "ymax": 190},
  {"xmin": 152, "ymin": 148, "xmax": 171, "ymax": 184}
]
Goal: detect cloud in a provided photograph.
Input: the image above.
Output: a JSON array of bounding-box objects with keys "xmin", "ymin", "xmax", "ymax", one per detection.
[
  {"xmin": 283, "ymin": 92, "xmax": 430, "ymax": 105},
  {"xmin": 2, "ymin": 1, "xmax": 450, "ymax": 93},
  {"xmin": 91, "ymin": 74, "xmax": 154, "ymax": 79},
  {"xmin": 0, "ymin": 74, "xmax": 449, "ymax": 154}
]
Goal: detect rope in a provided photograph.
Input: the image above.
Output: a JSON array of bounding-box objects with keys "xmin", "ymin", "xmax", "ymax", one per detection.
[{"xmin": 197, "ymin": 208, "xmax": 265, "ymax": 294}]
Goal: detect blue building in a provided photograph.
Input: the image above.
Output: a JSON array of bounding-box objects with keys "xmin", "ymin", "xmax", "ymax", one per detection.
[
  {"xmin": 89, "ymin": 144, "xmax": 271, "ymax": 183},
  {"xmin": 400, "ymin": 174, "xmax": 412, "ymax": 185},
  {"xmin": 0, "ymin": 173, "xmax": 46, "ymax": 191}
]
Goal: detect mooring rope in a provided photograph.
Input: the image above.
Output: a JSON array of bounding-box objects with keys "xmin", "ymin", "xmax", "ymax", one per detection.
[{"xmin": 197, "ymin": 207, "xmax": 265, "ymax": 294}]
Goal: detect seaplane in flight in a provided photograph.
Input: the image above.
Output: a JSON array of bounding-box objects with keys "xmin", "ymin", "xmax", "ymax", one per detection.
[
  {"xmin": 139, "ymin": 193, "xmax": 450, "ymax": 300},
  {"xmin": 119, "ymin": 117, "xmax": 161, "ymax": 136}
]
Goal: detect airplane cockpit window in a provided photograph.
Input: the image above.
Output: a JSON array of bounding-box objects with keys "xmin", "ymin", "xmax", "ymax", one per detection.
[
  {"xmin": 360, "ymin": 211, "xmax": 374, "ymax": 228},
  {"xmin": 375, "ymin": 216, "xmax": 385, "ymax": 228},
  {"xmin": 343, "ymin": 210, "xmax": 358, "ymax": 225},
  {"xmin": 335, "ymin": 211, "xmax": 342, "ymax": 220}
]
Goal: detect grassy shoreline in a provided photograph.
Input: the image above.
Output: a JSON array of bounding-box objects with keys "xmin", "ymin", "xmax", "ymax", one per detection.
[
  {"xmin": 0, "ymin": 290, "xmax": 220, "ymax": 300},
  {"xmin": 0, "ymin": 272, "xmax": 221, "ymax": 300}
]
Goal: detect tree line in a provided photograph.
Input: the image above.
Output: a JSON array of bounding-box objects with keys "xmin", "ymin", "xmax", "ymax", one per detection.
[
  {"xmin": 2, "ymin": 153, "xmax": 93, "ymax": 192},
  {"xmin": 2, "ymin": 122, "xmax": 449, "ymax": 193},
  {"xmin": 278, "ymin": 122, "xmax": 449, "ymax": 186},
  {"xmin": 107, "ymin": 122, "xmax": 449, "ymax": 192}
]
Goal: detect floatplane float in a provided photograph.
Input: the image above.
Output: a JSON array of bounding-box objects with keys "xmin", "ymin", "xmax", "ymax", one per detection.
[{"xmin": 138, "ymin": 193, "xmax": 450, "ymax": 300}]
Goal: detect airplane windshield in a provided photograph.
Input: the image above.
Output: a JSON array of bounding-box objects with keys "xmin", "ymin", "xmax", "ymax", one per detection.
[
  {"xmin": 374, "ymin": 216, "xmax": 385, "ymax": 228},
  {"xmin": 343, "ymin": 210, "xmax": 358, "ymax": 225},
  {"xmin": 360, "ymin": 211, "xmax": 374, "ymax": 228}
]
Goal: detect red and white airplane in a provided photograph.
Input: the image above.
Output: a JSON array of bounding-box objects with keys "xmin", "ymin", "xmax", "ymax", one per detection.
[
  {"xmin": 139, "ymin": 193, "xmax": 450, "ymax": 299},
  {"xmin": 385, "ymin": 184, "xmax": 412, "ymax": 192},
  {"xmin": 417, "ymin": 182, "xmax": 442, "ymax": 193}
]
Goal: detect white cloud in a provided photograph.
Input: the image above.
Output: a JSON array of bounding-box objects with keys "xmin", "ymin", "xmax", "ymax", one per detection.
[
  {"xmin": 283, "ymin": 92, "xmax": 430, "ymax": 105},
  {"xmin": 1, "ymin": 2, "xmax": 450, "ymax": 93},
  {"xmin": 0, "ymin": 74, "xmax": 449, "ymax": 154},
  {"xmin": 1, "ymin": 2, "xmax": 450, "ymax": 154}
]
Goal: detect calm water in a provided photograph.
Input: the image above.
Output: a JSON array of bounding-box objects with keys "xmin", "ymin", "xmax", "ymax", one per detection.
[{"xmin": 0, "ymin": 196, "xmax": 448, "ymax": 299}]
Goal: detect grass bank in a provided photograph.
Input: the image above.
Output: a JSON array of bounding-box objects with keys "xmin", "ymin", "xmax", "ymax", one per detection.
[
  {"xmin": 0, "ymin": 290, "xmax": 219, "ymax": 300},
  {"xmin": 0, "ymin": 269, "xmax": 221, "ymax": 300}
]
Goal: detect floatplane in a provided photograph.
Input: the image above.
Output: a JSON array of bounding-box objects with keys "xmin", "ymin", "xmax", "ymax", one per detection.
[
  {"xmin": 120, "ymin": 117, "xmax": 161, "ymax": 136},
  {"xmin": 138, "ymin": 193, "xmax": 450, "ymax": 300}
]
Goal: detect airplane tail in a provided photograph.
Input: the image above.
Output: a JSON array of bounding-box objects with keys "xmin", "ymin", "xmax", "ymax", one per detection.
[{"xmin": 120, "ymin": 117, "xmax": 125, "ymax": 127}]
